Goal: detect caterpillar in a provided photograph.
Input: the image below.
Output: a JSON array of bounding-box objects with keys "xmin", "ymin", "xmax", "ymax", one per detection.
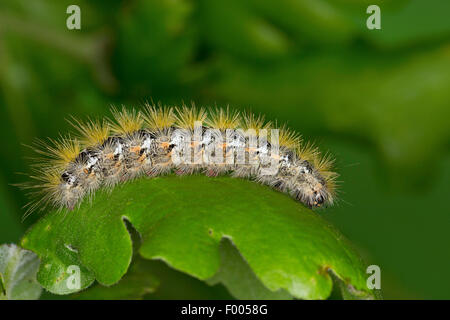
[{"xmin": 19, "ymin": 103, "xmax": 338, "ymax": 217}]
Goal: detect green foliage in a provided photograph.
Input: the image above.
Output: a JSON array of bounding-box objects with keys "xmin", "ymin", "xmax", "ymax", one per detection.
[
  {"xmin": 0, "ymin": 179, "xmax": 23, "ymax": 244},
  {"xmin": 0, "ymin": 244, "xmax": 42, "ymax": 300},
  {"xmin": 73, "ymin": 258, "xmax": 159, "ymax": 300},
  {"xmin": 21, "ymin": 176, "xmax": 376, "ymax": 299},
  {"xmin": 206, "ymin": 238, "xmax": 292, "ymax": 300},
  {"xmin": 0, "ymin": 0, "xmax": 449, "ymax": 299}
]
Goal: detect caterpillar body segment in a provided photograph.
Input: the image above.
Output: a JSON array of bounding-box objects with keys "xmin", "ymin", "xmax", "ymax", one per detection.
[{"xmin": 22, "ymin": 104, "xmax": 338, "ymax": 216}]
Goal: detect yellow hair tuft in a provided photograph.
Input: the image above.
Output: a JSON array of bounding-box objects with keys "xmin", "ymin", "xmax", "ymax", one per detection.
[
  {"xmin": 31, "ymin": 135, "xmax": 81, "ymax": 169},
  {"xmin": 295, "ymin": 141, "xmax": 319, "ymax": 162},
  {"xmin": 175, "ymin": 103, "xmax": 207, "ymax": 129},
  {"xmin": 313, "ymin": 152, "xmax": 335, "ymax": 173},
  {"xmin": 239, "ymin": 111, "xmax": 272, "ymax": 134},
  {"xmin": 69, "ymin": 116, "xmax": 110, "ymax": 148},
  {"xmin": 20, "ymin": 167, "xmax": 62, "ymax": 219},
  {"xmin": 278, "ymin": 124, "xmax": 302, "ymax": 149},
  {"xmin": 321, "ymin": 170, "xmax": 340, "ymax": 199},
  {"xmin": 109, "ymin": 106, "xmax": 143, "ymax": 135},
  {"xmin": 205, "ymin": 106, "xmax": 240, "ymax": 129},
  {"xmin": 142, "ymin": 103, "xmax": 176, "ymax": 130}
]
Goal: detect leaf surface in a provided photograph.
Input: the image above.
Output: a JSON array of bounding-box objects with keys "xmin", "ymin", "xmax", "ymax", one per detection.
[
  {"xmin": 22, "ymin": 175, "xmax": 375, "ymax": 299},
  {"xmin": 0, "ymin": 244, "xmax": 42, "ymax": 300}
]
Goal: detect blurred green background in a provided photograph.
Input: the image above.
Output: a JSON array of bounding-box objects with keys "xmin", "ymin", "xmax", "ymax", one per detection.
[{"xmin": 0, "ymin": 0, "xmax": 449, "ymax": 299}]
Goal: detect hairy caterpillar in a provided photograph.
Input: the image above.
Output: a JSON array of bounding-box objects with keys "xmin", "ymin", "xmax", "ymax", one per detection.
[{"xmin": 19, "ymin": 104, "xmax": 338, "ymax": 217}]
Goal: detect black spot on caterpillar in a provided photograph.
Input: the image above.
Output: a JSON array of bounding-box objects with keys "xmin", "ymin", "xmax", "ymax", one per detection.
[{"xmin": 18, "ymin": 104, "xmax": 338, "ymax": 218}]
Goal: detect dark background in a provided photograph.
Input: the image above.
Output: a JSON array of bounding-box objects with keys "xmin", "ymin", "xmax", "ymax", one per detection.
[{"xmin": 0, "ymin": 0, "xmax": 449, "ymax": 299}]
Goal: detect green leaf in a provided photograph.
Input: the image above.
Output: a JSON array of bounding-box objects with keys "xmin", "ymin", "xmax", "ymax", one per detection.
[
  {"xmin": 206, "ymin": 238, "xmax": 292, "ymax": 300},
  {"xmin": 0, "ymin": 244, "xmax": 42, "ymax": 300},
  {"xmin": 142, "ymin": 259, "xmax": 234, "ymax": 300},
  {"xmin": 21, "ymin": 175, "xmax": 376, "ymax": 299},
  {"xmin": 72, "ymin": 258, "xmax": 159, "ymax": 300}
]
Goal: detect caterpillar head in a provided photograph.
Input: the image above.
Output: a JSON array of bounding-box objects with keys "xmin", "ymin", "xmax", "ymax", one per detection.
[
  {"xmin": 59, "ymin": 170, "xmax": 84, "ymax": 210},
  {"xmin": 58, "ymin": 152, "xmax": 101, "ymax": 209},
  {"xmin": 295, "ymin": 162, "xmax": 332, "ymax": 208}
]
